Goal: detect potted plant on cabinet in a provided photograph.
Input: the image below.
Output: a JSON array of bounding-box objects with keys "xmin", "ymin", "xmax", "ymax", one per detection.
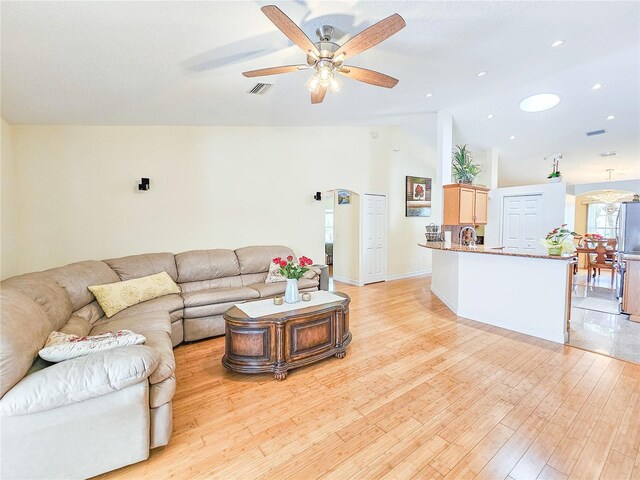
[
  {"xmin": 541, "ymin": 224, "xmax": 577, "ymax": 256},
  {"xmin": 451, "ymin": 144, "xmax": 481, "ymax": 184},
  {"xmin": 546, "ymin": 153, "xmax": 562, "ymax": 183}
]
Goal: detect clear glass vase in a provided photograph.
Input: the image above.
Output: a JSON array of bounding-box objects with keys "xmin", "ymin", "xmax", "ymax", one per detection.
[{"xmin": 284, "ymin": 278, "xmax": 299, "ymax": 304}]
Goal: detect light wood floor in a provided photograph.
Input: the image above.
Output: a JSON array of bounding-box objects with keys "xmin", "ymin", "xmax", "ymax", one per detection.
[{"xmin": 100, "ymin": 277, "xmax": 640, "ymax": 480}]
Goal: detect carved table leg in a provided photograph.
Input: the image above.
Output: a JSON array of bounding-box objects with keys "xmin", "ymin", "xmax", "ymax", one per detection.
[
  {"xmin": 335, "ymin": 351, "xmax": 346, "ymax": 359},
  {"xmin": 274, "ymin": 371, "xmax": 287, "ymax": 380}
]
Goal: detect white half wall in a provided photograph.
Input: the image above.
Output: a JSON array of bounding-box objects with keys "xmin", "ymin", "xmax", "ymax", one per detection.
[{"xmin": 430, "ymin": 249, "xmax": 569, "ymax": 344}]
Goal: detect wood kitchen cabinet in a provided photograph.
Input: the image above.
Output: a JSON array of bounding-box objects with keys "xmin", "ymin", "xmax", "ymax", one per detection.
[
  {"xmin": 443, "ymin": 184, "xmax": 490, "ymax": 225},
  {"xmin": 622, "ymin": 258, "xmax": 640, "ymax": 321}
]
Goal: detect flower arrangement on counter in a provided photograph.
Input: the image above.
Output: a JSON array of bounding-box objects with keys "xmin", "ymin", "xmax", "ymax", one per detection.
[
  {"xmin": 584, "ymin": 233, "xmax": 604, "ymax": 240},
  {"xmin": 540, "ymin": 224, "xmax": 577, "ymax": 255},
  {"xmin": 272, "ymin": 255, "xmax": 313, "ymax": 280}
]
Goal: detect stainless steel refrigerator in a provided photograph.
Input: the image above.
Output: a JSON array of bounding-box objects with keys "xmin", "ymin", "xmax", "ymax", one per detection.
[{"xmin": 616, "ymin": 202, "xmax": 640, "ymax": 311}]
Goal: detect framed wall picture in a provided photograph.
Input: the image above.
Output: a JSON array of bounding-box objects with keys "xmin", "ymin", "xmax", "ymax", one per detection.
[
  {"xmin": 337, "ymin": 190, "xmax": 351, "ymax": 205},
  {"xmin": 406, "ymin": 176, "xmax": 432, "ymax": 217}
]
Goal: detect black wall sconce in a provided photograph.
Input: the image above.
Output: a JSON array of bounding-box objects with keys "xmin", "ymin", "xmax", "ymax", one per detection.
[
  {"xmin": 138, "ymin": 178, "xmax": 150, "ymax": 191},
  {"xmin": 313, "ymin": 192, "xmax": 322, "ymax": 201}
]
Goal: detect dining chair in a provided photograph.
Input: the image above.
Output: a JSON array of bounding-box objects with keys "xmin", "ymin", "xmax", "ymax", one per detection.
[{"xmin": 588, "ymin": 243, "xmax": 616, "ymax": 285}]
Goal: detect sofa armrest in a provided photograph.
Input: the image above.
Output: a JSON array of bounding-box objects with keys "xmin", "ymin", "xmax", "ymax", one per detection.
[
  {"xmin": 315, "ymin": 265, "xmax": 329, "ymax": 291},
  {"xmin": 0, "ymin": 346, "xmax": 159, "ymax": 416}
]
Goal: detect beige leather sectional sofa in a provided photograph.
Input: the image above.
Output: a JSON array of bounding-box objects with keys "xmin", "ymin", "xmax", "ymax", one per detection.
[{"xmin": 0, "ymin": 245, "xmax": 323, "ymax": 480}]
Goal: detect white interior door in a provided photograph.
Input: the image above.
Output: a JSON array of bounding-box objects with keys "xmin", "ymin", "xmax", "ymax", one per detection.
[
  {"xmin": 363, "ymin": 194, "xmax": 387, "ymax": 284},
  {"xmin": 502, "ymin": 194, "xmax": 542, "ymax": 253}
]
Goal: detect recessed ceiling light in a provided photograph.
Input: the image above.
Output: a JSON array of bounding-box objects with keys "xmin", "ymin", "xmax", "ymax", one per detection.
[
  {"xmin": 551, "ymin": 40, "xmax": 564, "ymax": 47},
  {"xmin": 606, "ymin": 115, "xmax": 616, "ymax": 120},
  {"xmin": 519, "ymin": 93, "xmax": 561, "ymax": 112},
  {"xmin": 592, "ymin": 83, "xmax": 603, "ymax": 90},
  {"xmin": 509, "ymin": 135, "xmax": 516, "ymax": 140},
  {"xmin": 476, "ymin": 71, "xmax": 487, "ymax": 77},
  {"xmin": 487, "ymin": 114, "xmax": 494, "ymax": 119},
  {"xmin": 599, "ymin": 151, "xmax": 618, "ymax": 157},
  {"xmin": 425, "ymin": 93, "xmax": 433, "ymax": 98}
]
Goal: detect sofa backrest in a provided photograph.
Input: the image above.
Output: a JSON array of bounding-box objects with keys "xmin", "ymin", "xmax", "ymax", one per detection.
[
  {"xmin": 46, "ymin": 260, "xmax": 120, "ymax": 312},
  {"xmin": 104, "ymin": 252, "xmax": 178, "ymax": 282},
  {"xmin": 235, "ymin": 245, "xmax": 295, "ymax": 275},
  {"xmin": 175, "ymin": 249, "xmax": 242, "ymax": 293},
  {"xmin": 0, "ymin": 289, "xmax": 51, "ymax": 398},
  {"xmin": 2, "ymin": 273, "xmax": 72, "ymax": 332}
]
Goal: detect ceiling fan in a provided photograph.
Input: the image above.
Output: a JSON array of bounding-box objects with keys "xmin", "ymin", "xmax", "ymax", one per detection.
[{"xmin": 242, "ymin": 5, "xmax": 406, "ymax": 104}]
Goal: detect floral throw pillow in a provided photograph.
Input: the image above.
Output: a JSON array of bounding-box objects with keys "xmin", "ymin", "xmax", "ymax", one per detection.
[
  {"xmin": 265, "ymin": 262, "xmax": 286, "ymax": 283},
  {"xmin": 39, "ymin": 330, "xmax": 146, "ymax": 363},
  {"xmin": 88, "ymin": 271, "xmax": 180, "ymax": 317}
]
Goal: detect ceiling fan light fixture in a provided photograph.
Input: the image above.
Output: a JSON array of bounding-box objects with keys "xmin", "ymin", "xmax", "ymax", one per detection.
[
  {"xmin": 244, "ymin": 6, "xmax": 406, "ymax": 104},
  {"xmin": 329, "ymin": 77, "xmax": 341, "ymax": 93},
  {"xmin": 305, "ymin": 75, "xmax": 320, "ymax": 93}
]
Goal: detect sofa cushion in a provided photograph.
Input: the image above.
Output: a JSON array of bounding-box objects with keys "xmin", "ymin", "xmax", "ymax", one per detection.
[
  {"xmin": 136, "ymin": 330, "xmax": 174, "ymax": 385},
  {"xmin": 73, "ymin": 300, "xmax": 106, "ymax": 324},
  {"xmin": 46, "ymin": 260, "xmax": 120, "ymax": 311},
  {"xmin": 179, "ymin": 276, "xmax": 243, "ymax": 294},
  {"xmin": 235, "ymin": 246, "xmax": 295, "ymax": 275},
  {"xmin": 0, "ymin": 345, "xmax": 159, "ymax": 416},
  {"xmin": 2, "ymin": 274, "xmax": 72, "ymax": 331},
  {"xmin": 104, "ymin": 252, "xmax": 178, "ymax": 282},
  {"xmin": 91, "ymin": 311, "xmax": 172, "ymax": 337},
  {"xmin": 181, "ymin": 287, "xmax": 259, "ymax": 308},
  {"xmin": 240, "ymin": 272, "xmax": 268, "ymax": 286},
  {"xmin": 39, "ymin": 330, "xmax": 147, "ymax": 363},
  {"xmin": 0, "ymin": 290, "xmax": 51, "ymax": 398},
  {"xmin": 88, "ymin": 272, "xmax": 180, "ymax": 318},
  {"xmin": 175, "ymin": 249, "xmax": 240, "ymax": 283},
  {"xmin": 108, "ymin": 293, "xmax": 184, "ymax": 321},
  {"xmin": 249, "ymin": 277, "xmax": 319, "ymax": 298},
  {"xmin": 183, "ymin": 301, "xmax": 243, "ymax": 319}
]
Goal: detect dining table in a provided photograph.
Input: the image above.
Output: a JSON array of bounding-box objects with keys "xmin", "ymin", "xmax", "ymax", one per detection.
[{"xmin": 574, "ymin": 239, "xmax": 617, "ymax": 269}]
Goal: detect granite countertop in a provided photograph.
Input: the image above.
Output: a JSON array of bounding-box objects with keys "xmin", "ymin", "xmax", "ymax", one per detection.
[{"xmin": 418, "ymin": 242, "xmax": 575, "ymax": 261}]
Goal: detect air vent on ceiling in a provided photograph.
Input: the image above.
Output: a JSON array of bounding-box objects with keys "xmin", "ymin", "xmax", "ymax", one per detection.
[
  {"xmin": 599, "ymin": 151, "xmax": 618, "ymax": 157},
  {"xmin": 248, "ymin": 83, "xmax": 273, "ymax": 95},
  {"xmin": 586, "ymin": 129, "xmax": 606, "ymax": 137}
]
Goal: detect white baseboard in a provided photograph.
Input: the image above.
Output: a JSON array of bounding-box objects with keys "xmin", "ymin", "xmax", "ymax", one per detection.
[
  {"xmin": 332, "ymin": 275, "xmax": 364, "ymax": 286},
  {"xmin": 386, "ymin": 269, "xmax": 432, "ymax": 281},
  {"xmin": 430, "ymin": 285, "xmax": 459, "ymax": 314}
]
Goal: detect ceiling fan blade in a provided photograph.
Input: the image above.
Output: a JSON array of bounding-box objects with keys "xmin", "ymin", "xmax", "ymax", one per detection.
[
  {"xmin": 333, "ymin": 13, "xmax": 405, "ymax": 61},
  {"xmin": 311, "ymin": 86, "xmax": 327, "ymax": 104},
  {"xmin": 242, "ymin": 65, "xmax": 308, "ymax": 77},
  {"xmin": 338, "ymin": 66, "xmax": 399, "ymax": 88},
  {"xmin": 261, "ymin": 5, "xmax": 320, "ymax": 58}
]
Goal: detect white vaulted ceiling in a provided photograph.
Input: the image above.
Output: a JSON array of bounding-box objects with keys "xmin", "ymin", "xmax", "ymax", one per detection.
[{"xmin": 1, "ymin": 1, "xmax": 639, "ymax": 185}]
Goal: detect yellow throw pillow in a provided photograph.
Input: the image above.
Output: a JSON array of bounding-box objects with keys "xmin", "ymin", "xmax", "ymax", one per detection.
[{"xmin": 88, "ymin": 272, "xmax": 180, "ymax": 318}]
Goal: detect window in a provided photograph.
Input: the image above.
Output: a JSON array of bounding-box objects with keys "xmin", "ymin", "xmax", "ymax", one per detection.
[
  {"xmin": 586, "ymin": 202, "xmax": 620, "ymax": 238},
  {"xmin": 324, "ymin": 209, "xmax": 334, "ymax": 243}
]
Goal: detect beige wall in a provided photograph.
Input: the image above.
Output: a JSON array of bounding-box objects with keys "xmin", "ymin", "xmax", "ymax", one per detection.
[
  {"xmin": 332, "ymin": 191, "xmax": 360, "ymax": 283},
  {"xmin": 1, "ymin": 119, "xmax": 20, "ymax": 279},
  {"xmin": 6, "ymin": 125, "xmax": 437, "ymax": 280},
  {"xmin": 574, "ymin": 195, "xmax": 589, "ymax": 236},
  {"xmin": 385, "ymin": 128, "xmax": 437, "ymax": 278}
]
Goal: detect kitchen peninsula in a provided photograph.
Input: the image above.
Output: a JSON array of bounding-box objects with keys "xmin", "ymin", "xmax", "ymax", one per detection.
[{"xmin": 420, "ymin": 242, "xmax": 575, "ymax": 343}]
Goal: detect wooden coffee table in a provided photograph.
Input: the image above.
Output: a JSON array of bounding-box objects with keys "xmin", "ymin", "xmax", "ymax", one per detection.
[{"xmin": 222, "ymin": 292, "xmax": 351, "ymax": 380}]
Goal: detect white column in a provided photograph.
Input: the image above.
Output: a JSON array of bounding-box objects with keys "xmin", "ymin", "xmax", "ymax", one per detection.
[
  {"xmin": 487, "ymin": 147, "xmax": 499, "ymax": 189},
  {"xmin": 434, "ymin": 110, "xmax": 453, "ymax": 224}
]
